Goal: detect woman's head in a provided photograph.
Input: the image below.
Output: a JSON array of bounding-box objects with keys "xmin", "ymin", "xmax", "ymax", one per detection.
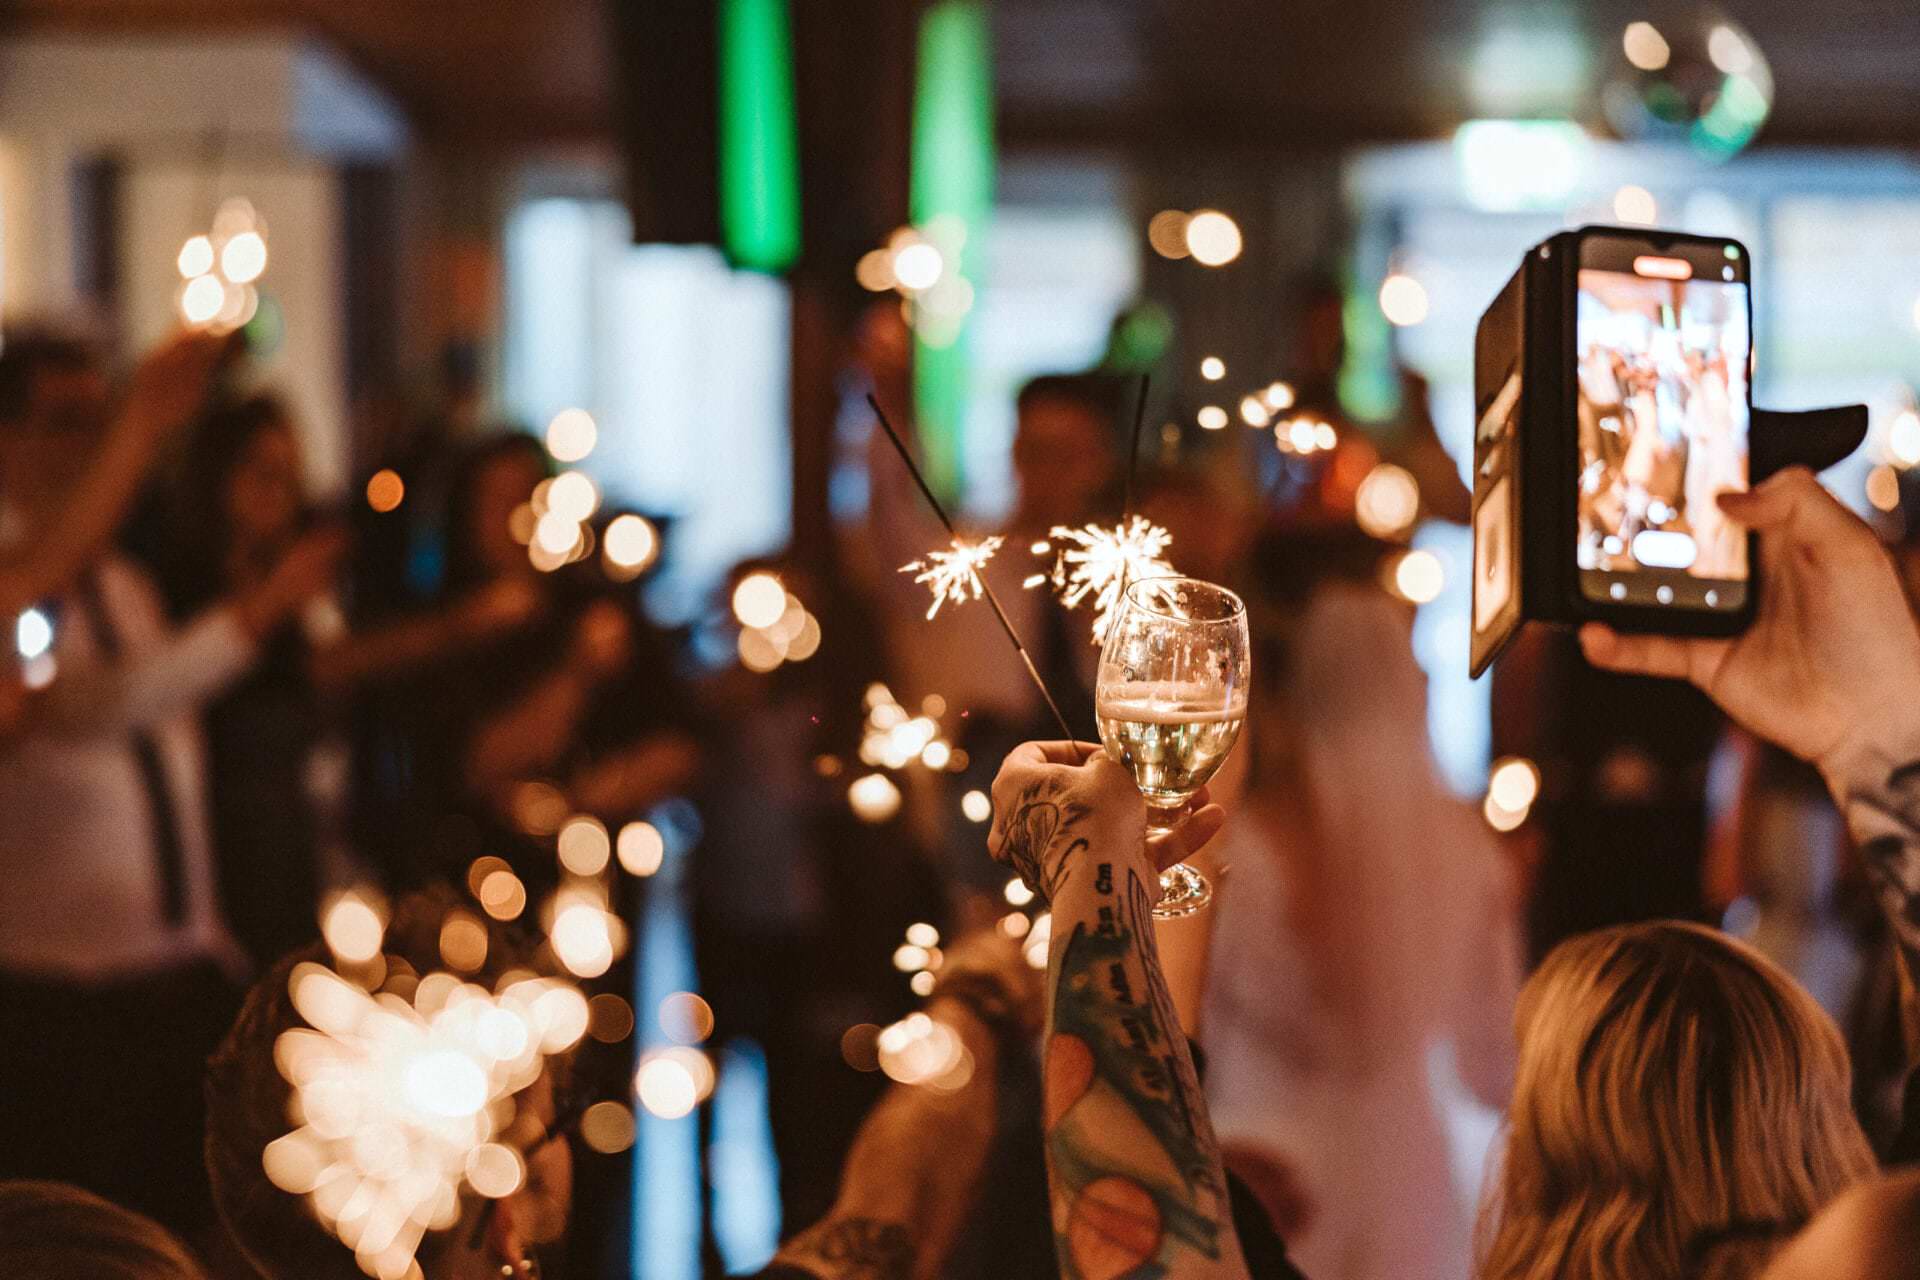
[
  {"xmin": 444, "ymin": 434, "xmax": 548, "ymax": 589},
  {"xmin": 194, "ymin": 395, "xmax": 305, "ymax": 550},
  {"xmin": 1479, "ymin": 920, "xmax": 1875, "ymax": 1280},
  {"xmin": 0, "ymin": 1180, "xmax": 207, "ymax": 1280}
]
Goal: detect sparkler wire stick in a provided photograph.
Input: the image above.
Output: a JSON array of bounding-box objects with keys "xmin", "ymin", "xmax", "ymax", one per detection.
[
  {"xmin": 1121, "ymin": 373, "xmax": 1149, "ymax": 524},
  {"xmin": 1115, "ymin": 373, "xmax": 1151, "ymax": 610},
  {"xmin": 866, "ymin": 393, "xmax": 1078, "ymax": 743}
]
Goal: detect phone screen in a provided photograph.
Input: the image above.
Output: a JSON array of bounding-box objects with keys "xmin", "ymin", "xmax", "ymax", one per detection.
[{"xmin": 1574, "ymin": 235, "xmax": 1751, "ymax": 610}]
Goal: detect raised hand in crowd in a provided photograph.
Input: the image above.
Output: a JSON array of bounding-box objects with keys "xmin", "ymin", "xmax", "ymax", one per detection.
[
  {"xmin": 0, "ymin": 330, "xmax": 230, "ymax": 619},
  {"xmin": 1581, "ymin": 465, "xmax": 1920, "ymax": 1155},
  {"xmin": 988, "ymin": 741, "xmax": 1254, "ymax": 1280}
]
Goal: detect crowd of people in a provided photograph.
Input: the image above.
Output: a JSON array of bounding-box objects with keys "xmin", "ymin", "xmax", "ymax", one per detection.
[{"xmin": 1, "ymin": 286, "xmax": 1919, "ymax": 1280}]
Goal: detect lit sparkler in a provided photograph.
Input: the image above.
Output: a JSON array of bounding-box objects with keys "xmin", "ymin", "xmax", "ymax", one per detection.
[
  {"xmin": 899, "ymin": 535, "xmax": 1004, "ymax": 620},
  {"xmin": 1030, "ymin": 516, "xmax": 1176, "ymax": 644},
  {"xmin": 263, "ymin": 963, "xmax": 588, "ymax": 1280},
  {"xmin": 867, "ymin": 394, "xmax": 1077, "ymax": 741}
]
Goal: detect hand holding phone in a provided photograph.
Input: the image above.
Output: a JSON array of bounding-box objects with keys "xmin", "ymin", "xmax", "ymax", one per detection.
[{"xmin": 1579, "ymin": 466, "xmax": 1920, "ymax": 786}]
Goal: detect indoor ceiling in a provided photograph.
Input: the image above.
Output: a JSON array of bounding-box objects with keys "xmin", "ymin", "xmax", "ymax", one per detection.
[{"xmin": 7, "ymin": 0, "xmax": 1917, "ymax": 150}]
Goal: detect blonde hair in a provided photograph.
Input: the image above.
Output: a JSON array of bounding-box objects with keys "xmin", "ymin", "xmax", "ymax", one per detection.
[{"xmin": 1477, "ymin": 921, "xmax": 1875, "ymax": 1280}]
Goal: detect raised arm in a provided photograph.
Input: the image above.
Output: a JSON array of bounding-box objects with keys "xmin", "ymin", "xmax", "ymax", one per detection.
[
  {"xmin": 1580, "ymin": 467, "xmax": 1920, "ymax": 1138},
  {"xmin": 0, "ymin": 333, "xmax": 226, "ymax": 619},
  {"xmin": 989, "ymin": 742, "xmax": 1249, "ymax": 1280}
]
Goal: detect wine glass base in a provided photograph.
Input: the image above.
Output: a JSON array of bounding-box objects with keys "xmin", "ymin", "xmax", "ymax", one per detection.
[{"xmin": 1151, "ymin": 862, "xmax": 1213, "ymax": 919}]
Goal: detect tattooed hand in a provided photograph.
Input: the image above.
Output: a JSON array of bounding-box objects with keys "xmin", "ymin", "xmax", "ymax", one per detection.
[
  {"xmin": 988, "ymin": 740, "xmax": 1226, "ymax": 906},
  {"xmin": 1580, "ymin": 467, "xmax": 1920, "ymax": 787}
]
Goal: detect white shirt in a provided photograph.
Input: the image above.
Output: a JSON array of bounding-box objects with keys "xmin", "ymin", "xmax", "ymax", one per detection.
[{"xmin": 0, "ymin": 554, "xmax": 253, "ymax": 981}]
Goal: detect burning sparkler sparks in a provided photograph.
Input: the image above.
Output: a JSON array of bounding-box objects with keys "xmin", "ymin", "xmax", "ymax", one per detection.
[
  {"xmin": 899, "ymin": 536, "xmax": 1004, "ymax": 620},
  {"xmin": 1027, "ymin": 516, "xmax": 1176, "ymax": 643},
  {"xmin": 263, "ymin": 963, "xmax": 587, "ymax": 1280}
]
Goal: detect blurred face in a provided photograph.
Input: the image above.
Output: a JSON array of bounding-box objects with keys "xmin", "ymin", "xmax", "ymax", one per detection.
[
  {"xmin": 0, "ymin": 362, "xmax": 113, "ymax": 510},
  {"xmin": 468, "ymin": 451, "xmax": 545, "ymax": 579},
  {"xmin": 225, "ymin": 421, "xmax": 305, "ymax": 547},
  {"xmin": 1013, "ymin": 395, "xmax": 1114, "ymax": 528}
]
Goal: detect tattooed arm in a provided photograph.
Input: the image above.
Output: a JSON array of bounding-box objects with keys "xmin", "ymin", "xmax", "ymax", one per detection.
[
  {"xmin": 1580, "ymin": 467, "xmax": 1920, "ymax": 1137},
  {"xmin": 991, "ymin": 741, "xmax": 1248, "ymax": 1280}
]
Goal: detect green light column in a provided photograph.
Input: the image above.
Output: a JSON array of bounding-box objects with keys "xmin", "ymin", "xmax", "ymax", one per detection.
[
  {"xmin": 909, "ymin": 0, "xmax": 994, "ymax": 503},
  {"xmin": 719, "ymin": 0, "xmax": 802, "ymax": 272}
]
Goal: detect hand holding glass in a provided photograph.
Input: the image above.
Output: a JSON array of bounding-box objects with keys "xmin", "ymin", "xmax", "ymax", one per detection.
[{"xmin": 1095, "ymin": 577, "xmax": 1249, "ymax": 918}]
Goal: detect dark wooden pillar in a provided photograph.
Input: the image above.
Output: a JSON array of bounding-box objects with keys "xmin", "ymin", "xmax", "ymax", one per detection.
[{"xmin": 786, "ymin": 0, "xmax": 919, "ymax": 571}]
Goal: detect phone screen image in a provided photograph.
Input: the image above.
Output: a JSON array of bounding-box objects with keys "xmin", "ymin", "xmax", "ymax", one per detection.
[{"xmin": 1574, "ymin": 251, "xmax": 1751, "ymax": 609}]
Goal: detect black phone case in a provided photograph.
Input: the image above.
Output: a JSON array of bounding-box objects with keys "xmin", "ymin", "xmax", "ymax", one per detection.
[{"xmin": 1470, "ymin": 224, "xmax": 1864, "ymax": 678}]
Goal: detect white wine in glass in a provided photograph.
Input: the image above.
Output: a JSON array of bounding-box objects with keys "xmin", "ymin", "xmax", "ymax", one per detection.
[{"xmin": 1095, "ymin": 577, "xmax": 1250, "ymax": 918}]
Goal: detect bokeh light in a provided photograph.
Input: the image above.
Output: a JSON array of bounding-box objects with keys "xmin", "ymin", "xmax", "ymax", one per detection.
[
  {"xmin": 365, "ymin": 469, "xmax": 405, "ymax": 513},
  {"xmin": 732, "ymin": 572, "xmax": 787, "ymax": 629},
  {"xmin": 1389, "ymin": 549, "xmax": 1444, "ymax": 604},
  {"xmin": 659, "ymin": 992, "xmax": 715, "ymax": 1044},
  {"xmin": 1264, "ymin": 381, "xmax": 1296, "ymax": 411},
  {"xmin": 1612, "ymin": 184, "xmax": 1659, "ymax": 225},
  {"xmin": 892, "ymin": 241, "xmax": 944, "ymax": 291},
  {"xmin": 177, "ymin": 235, "xmax": 214, "ymax": 279},
  {"xmin": 1622, "ymin": 21, "xmax": 1671, "ymax": 72},
  {"xmin": 1355, "ymin": 464, "xmax": 1421, "ymax": 538},
  {"xmin": 1147, "ymin": 209, "xmax": 1191, "ymax": 260},
  {"xmin": 1004, "ymin": 877, "xmax": 1035, "ymax": 908},
  {"xmin": 1185, "ymin": 210, "xmax": 1243, "ymax": 266},
  {"xmin": 637, "ymin": 1054, "xmax": 699, "ymax": 1119},
  {"xmin": 181, "ymin": 274, "xmax": 226, "ymax": 325},
  {"xmin": 1379, "ymin": 272, "xmax": 1430, "ymax": 326},
  {"xmin": 557, "ymin": 815, "xmax": 611, "ymax": 876},
  {"xmin": 581, "ymin": 1101, "xmax": 637, "ymax": 1154},
  {"xmin": 1238, "ymin": 395, "xmax": 1271, "ymax": 428},
  {"xmin": 603, "ymin": 514, "xmax": 659, "ymax": 575},
  {"xmin": 960, "ymin": 789, "xmax": 991, "ymax": 823},
  {"xmin": 1488, "ymin": 756, "xmax": 1542, "ymax": 812},
  {"xmin": 1197, "ymin": 405, "xmax": 1229, "ymax": 431},
  {"xmin": 546, "ymin": 471, "xmax": 599, "ymax": 524},
  {"xmin": 588, "ymin": 993, "xmax": 635, "ymax": 1043},
  {"xmin": 321, "ymin": 889, "xmax": 385, "ymax": 964},
  {"xmin": 1867, "ymin": 464, "xmax": 1901, "ymax": 513},
  {"xmin": 464, "ymin": 1143, "xmax": 524, "ymax": 1199},
  {"xmin": 1888, "ymin": 410, "xmax": 1920, "ymax": 467},
  {"xmin": 848, "ymin": 772, "xmax": 902, "ymax": 823},
  {"xmin": 1199, "ymin": 356, "xmax": 1225, "ymax": 381},
  {"xmin": 617, "ymin": 822, "xmax": 666, "ymax": 876},
  {"xmin": 221, "ymin": 230, "xmax": 268, "ymax": 284},
  {"xmin": 545, "ymin": 409, "xmax": 598, "ymax": 462}
]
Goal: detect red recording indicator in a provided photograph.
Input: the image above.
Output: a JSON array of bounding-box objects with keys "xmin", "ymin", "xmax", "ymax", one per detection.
[{"xmin": 1632, "ymin": 255, "xmax": 1694, "ymax": 280}]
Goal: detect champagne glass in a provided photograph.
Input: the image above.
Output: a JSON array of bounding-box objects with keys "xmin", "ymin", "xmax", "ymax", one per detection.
[{"xmin": 1095, "ymin": 577, "xmax": 1249, "ymax": 919}]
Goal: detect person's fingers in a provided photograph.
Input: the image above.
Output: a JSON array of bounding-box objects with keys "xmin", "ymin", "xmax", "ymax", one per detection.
[
  {"xmin": 1009, "ymin": 740, "xmax": 1102, "ymax": 767},
  {"xmin": 1578, "ymin": 623, "xmax": 1698, "ymax": 682},
  {"xmin": 1145, "ymin": 803, "xmax": 1226, "ymax": 873}
]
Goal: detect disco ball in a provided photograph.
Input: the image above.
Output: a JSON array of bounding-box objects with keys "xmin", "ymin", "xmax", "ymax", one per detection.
[{"xmin": 1600, "ymin": 12, "xmax": 1773, "ymax": 160}]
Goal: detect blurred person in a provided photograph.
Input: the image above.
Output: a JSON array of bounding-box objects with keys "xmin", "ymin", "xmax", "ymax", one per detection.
[
  {"xmin": 155, "ymin": 395, "xmax": 538, "ymax": 967},
  {"xmin": 1580, "ymin": 466, "xmax": 1920, "ymax": 1162},
  {"xmin": 1758, "ymin": 1167, "xmax": 1920, "ymax": 1280},
  {"xmin": 1201, "ymin": 528, "xmax": 1521, "ymax": 1280},
  {"xmin": 1477, "ymin": 921, "xmax": 1875, "ymax": 1280},
  {"xmin": 0, "ymin": 334, "xmax": 339, "ymax": 1236},
  {"xmin": 407, "ymin": 435, "xmax": 699, "ymax": 876},
  {"xmin": 0, "ymin": 1180, "xmax": 209, "ymax": 1280},
  {"xmin": 0, "ymin": 329, "xmax": 226, "ymax": 620}
]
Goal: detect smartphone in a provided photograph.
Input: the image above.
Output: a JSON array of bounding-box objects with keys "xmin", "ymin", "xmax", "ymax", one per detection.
[{"xmin": 1570, "ymin": 228, "xmax": 1753, "ymax": 619}]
